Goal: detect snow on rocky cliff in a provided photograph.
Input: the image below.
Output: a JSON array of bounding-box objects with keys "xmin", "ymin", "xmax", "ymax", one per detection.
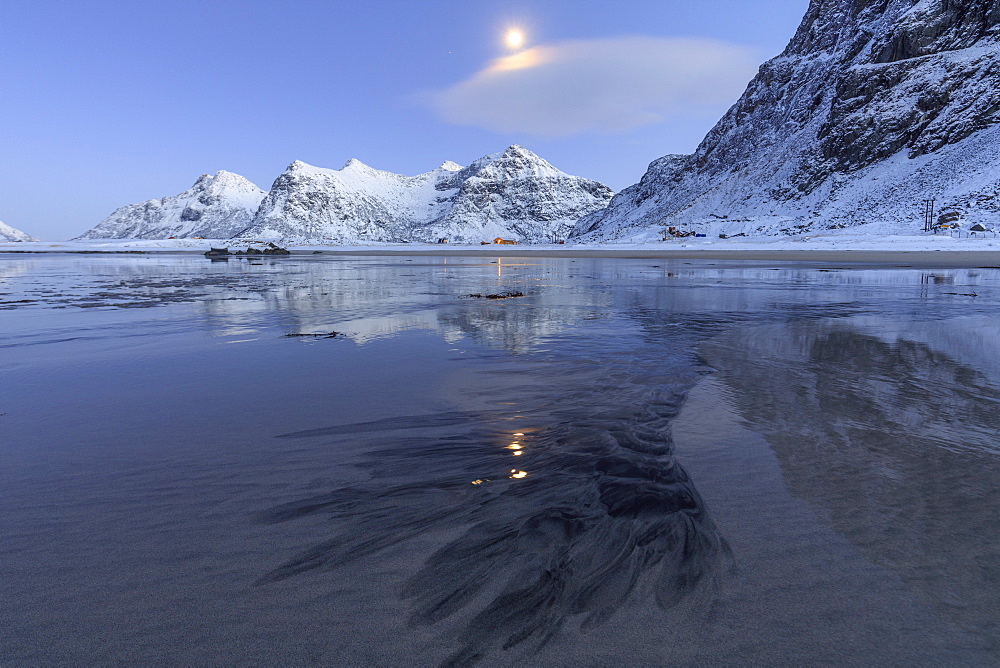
[
  {"xmin": 77, "ymin": 171, "xmax": 267, "ymax": 239},
  {"xmin": 0, "ymin": 220, "xmax": 36, "ymax": 242},
  {"xmin": 245, "ymin": 145, "xmax": 613, "ymax": 243},
  {"xmin": 575, "ymin": 0, "xmax": 1000, "ymax": 241}
]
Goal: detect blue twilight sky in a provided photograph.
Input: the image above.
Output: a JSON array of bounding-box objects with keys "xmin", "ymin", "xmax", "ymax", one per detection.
[{"xmin": 1, "ymin": 0, "xmax": 807, "ymax": 239}]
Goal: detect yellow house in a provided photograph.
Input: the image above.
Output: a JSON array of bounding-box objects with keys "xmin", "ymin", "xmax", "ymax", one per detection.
[{"xmin": 493, "ymin": 237, "xmax": 517, "ymax": 245}]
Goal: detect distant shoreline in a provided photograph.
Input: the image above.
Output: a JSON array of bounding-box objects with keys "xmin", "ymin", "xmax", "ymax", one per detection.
[
  {"xmin": 290, "ymin": 248, "xmax": 1000, "ymax": 267},
  {"xmin": 3, "ymin": 246, "xmax": 1000, "ymax": 268}
]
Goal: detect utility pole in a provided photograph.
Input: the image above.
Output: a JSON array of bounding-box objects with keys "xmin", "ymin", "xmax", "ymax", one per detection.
[{"xmin": 923, "ymin": 198, "xmax": 936, "ymax": 232}]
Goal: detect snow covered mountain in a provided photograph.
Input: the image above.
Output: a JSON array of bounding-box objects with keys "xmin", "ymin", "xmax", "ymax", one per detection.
[
  {"xmin": 245, "ymin": 159, "xmax": 464, "ymax": 242},
  {"xmin": 77, "ymin": 171, "xmax": 267, "ymax": 239},
  {"xmin": 245, "ymin": 145, "xmax": 613, "ymax": 242},
  {"xmin": 0, "ymin": 220, "xmax": 36, "ymax": 242},
  {"xmin": 79, "ymin": 147, "xmax": 612, "ymax": 242},
  {"xmin": 575, "ymin": 0, "xmax": 1000, "ymax": 241}
]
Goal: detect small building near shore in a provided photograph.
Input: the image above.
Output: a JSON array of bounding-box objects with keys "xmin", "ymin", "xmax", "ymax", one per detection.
[{"xmin": 493, "ymin": 237, "xmax": 517, "ymax": 245}]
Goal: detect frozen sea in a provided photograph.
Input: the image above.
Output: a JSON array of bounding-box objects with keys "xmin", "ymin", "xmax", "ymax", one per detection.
[{"xmin": 1, "ymin": 253, "xmax": 998, "ymax": 665}]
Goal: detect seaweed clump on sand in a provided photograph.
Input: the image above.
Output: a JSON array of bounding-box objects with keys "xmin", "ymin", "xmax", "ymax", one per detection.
[
  {"xmin": 467, "ymin": 291, "xmax": 525, "ymax": 299},
  {"xmin": 205, "ymin": 242, "xmax": 291, "ymax": 258},
  {"xmin": 284, "ymin": 331, "xmax": 342, "ymax": 339}
]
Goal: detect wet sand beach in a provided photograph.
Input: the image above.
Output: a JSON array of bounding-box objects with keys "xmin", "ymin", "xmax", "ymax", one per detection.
[{"xmin": 1, "ymin": 254, "xmax": 997, "ymax": 663}]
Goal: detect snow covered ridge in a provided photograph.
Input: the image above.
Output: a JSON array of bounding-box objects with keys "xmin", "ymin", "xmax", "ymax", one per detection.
[
  {"xmin": 574, "ymin": 0, "xmax": 1000, "ymax": 242},
  {"xmin": 78, "ymin": 146, "xmax": 614, "ymax": 243},
  {"xmin": 0, "ymin": 220, "xmax": 37, "ymax": 242}
]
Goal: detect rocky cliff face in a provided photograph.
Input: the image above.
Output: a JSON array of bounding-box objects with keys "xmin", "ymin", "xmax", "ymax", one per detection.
[
  {"xmin": 245, "ymin": 145, "xmax": 613, "ymax": 243},
  {"xmin": 575, "ymin": 0, "xmax": 1000, "ymax": 240},
  {"xmin": 0, "ymin": 221, "xmax": 37, "ymax": 242},
  {"xmin": 77, "ymin": 171, "xmax": 267, "ymax": 239}
]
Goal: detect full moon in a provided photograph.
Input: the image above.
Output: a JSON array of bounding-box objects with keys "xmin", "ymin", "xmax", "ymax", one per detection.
[{"xmin": 506, "ymin": 30, "xmax": 524, "ymax": 48}]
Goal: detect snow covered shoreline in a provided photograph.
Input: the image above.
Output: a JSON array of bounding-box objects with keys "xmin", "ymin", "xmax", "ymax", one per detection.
[
  {"xmin": 0, "ymin": 224, "xmax": 1000, "ymax": 257},
  {"xmin": 3, "ymin": 231, "xmax": 1000, "ymax": 267}
]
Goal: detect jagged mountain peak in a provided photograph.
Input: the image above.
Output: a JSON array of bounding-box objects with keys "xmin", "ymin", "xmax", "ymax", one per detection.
[
  {"xmin": 285, "ymin": 160, "xmax": 327, "ymax": 174},
  {"xmin": 275, "ymin": 158, "xmax": 417, "ymax": 196},
  {"xmin": 461, "ymin": 144, "xmax": 563, "ymax": 181},
  {"xmin": 285, "ymin": 158, "xmax": 412, "ymax": 183},
  {"xmin": 469, "ymin": 144, "xmax": 546, "ymax": 167},
  {"xmin": 341, "ymin": 157, "xmax": 378, "ymax": 172},
  {"xmin": 290, "ymin": 157, "xmax": 462, "ymax": 179},
  {"xmin": 192, "ymin": 170, "xmax": 263, "ymax": 193},
  {"xmin": 502, "ymin": 143, "xmax": 535, "ymax": 157},
  {"xmin": 487, "ymin": 144, "xmax": 548, "ymax": 164}
]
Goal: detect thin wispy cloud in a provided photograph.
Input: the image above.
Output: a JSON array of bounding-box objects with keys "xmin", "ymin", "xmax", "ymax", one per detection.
[{"xmin": 422, "ymin": 36, "xmax": 761, "ymax": 136}]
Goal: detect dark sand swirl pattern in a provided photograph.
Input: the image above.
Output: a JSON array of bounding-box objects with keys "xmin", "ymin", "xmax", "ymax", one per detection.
[{"xmin": 258, "ymin": 390, "xmax": 729, "ymax": 662}]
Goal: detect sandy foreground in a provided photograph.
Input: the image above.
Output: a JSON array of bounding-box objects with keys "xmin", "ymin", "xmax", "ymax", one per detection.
[{"xmin": 3, "ymin": 230, "xmax": 1000, "ymax": 267}]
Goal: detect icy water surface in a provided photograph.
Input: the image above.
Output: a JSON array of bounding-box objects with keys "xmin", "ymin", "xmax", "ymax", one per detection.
[{"xmin": 1, "ymin": 254, "xmax": 999, "ymax": 664}]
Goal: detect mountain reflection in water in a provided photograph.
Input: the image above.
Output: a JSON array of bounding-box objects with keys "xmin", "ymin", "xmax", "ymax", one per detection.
[{"xmin": 702, "ymin": 317, "xmax": 1000, "ymax": 644}]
